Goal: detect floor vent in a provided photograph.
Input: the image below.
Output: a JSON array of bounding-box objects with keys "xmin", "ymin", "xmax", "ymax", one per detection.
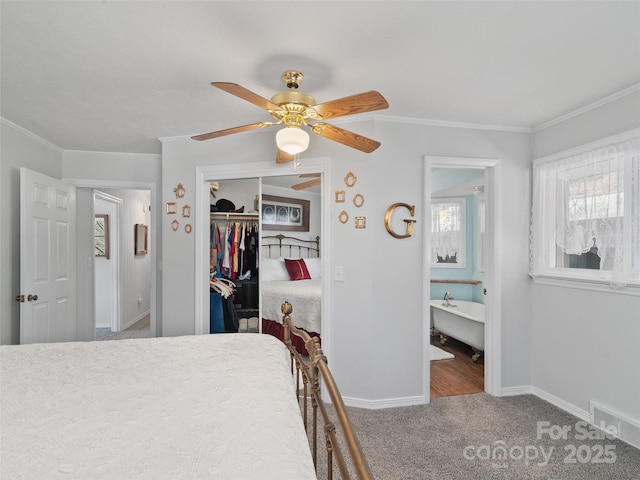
[{"xmin": 590, "ymin": 402, "xmax": 640, "ymax": 450}]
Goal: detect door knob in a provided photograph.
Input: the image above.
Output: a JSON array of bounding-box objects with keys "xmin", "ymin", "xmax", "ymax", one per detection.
[{"xmin": 27, "ymin": 294, "xmax": 38, "ymax": 302}]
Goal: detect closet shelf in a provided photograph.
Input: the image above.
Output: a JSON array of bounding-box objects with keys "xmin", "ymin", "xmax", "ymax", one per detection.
[
  {"xmin": 431, "ymin": 279, "xmax": 482, "ymax": 285},
  {"xmin": 210, "ymin": 212, "xmax": 259, "ymax": 221}
]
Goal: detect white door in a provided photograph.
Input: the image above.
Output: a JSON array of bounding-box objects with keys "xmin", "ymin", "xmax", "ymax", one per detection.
[{"xmin": 19, "ymin": 168, "xmax": 77, "ymax": 344}]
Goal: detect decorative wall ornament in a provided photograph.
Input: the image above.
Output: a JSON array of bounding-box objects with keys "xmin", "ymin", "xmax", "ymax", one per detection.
[
  {"xmin": 355, "ymin": 216, "xmax": 366, "ymax": 229},
  {"xmin": 166, "ymin": 202, "xmax": 177, "ymax": 214},
  {"xmin": 171, "ymin": 219, "xmax": 179, "ymax": 231},
  {"xmin": 384, "ymin": 203, "xmax": 416, "ymax": 239},
  {"xmin": 184, "ymin": 224, "xmax": 192, "ymax": 234},
  {"xmin": 338, "ymin": 210, "xmax": 349, "ymax": 224},
  {"xmin": 335, "ymin": 190, "xmax": 345, "ymax": 203},
  {"xmin": 352, "ymin": 193, "xmax": 364, "ymax": 208},
  {"xmin": 174, "ymin": 183, "xmax": 186, "ymax": 199},
  {"xmin": 344, "ymin": 171, "xmax": 357, "ymax": 188},
  {"xmin": 182, "ymin": 205, "xmax": 191, "ymax": 218}
]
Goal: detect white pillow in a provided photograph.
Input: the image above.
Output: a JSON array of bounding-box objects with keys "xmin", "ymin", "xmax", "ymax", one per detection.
[
  {"xmin": 261, "ymin": 258, "xmax": 289, "ymax": 281},
  {"xmin": 304, "ymin": 257, "xmax": 322, "ymax": 278}
]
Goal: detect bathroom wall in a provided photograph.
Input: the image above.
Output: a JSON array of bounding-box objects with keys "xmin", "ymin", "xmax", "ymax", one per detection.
[{"xmin": 430, "ymin": 168, "xmax": 485, "ymax": 303}]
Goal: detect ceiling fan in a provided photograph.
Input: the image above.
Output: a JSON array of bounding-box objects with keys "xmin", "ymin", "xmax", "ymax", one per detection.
[
  {"xmin": 192, "ymin": 70, "xmax": 389, "ymax": 162},
  {"xmin": 291, "ymin": 173, "xmax": 321, "ymax": 191}
]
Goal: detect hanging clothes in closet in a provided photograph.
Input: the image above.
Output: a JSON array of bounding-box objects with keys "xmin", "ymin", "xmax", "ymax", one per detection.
[{"xmin": 210, "ymin": 216, "xmax": 259, "ymax": 281}]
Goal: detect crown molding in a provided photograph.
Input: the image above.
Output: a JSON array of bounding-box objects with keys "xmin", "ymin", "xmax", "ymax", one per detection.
[
  {"xmin": 63, "ymin": 149, "xmax": 161, "ymax": 160},
  {"xmin": 1, "ymin": 117, "xmax": 63, "ymax": 152},
  {"xmin": 376, "ymin": 114, "xmax": 532, "ymax": 133},
  {"xmin": 533, "ymin": 83, "xmax": 640, "ymax": 132}
]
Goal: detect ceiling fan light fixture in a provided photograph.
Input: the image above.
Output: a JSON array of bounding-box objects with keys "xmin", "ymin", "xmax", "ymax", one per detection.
[{"xmin": 276, "ymin": 126, "xmax": 309, "ymax": 155}]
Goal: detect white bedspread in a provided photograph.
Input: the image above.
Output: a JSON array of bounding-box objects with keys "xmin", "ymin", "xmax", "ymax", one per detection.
[
  {"xmin": 261, "ymin": 278, "xmax": 321, "ymax": 333},
  {"xmin": 0, "ymin": 334, "xmax": 317, "ymax": 480}
]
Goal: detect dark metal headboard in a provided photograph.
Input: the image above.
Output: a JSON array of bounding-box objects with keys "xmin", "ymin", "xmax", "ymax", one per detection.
[{"xmin": 262, "ymin": 234, "xmax": 320, "ymax": 259}]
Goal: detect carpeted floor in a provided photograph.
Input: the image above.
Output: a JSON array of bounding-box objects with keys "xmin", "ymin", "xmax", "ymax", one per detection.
[{"xmin": 312, "ymin": 393, "xmax": 640, "ymax": 479}]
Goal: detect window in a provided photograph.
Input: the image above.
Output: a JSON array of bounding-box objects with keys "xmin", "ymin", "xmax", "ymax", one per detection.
[
  {"xmin": 530, "ymin": 130, "xmax": 640, "ymax": 290},
  {"xmin": 431, "ymin": 197, "xmax": 466, "ymax": 268}
]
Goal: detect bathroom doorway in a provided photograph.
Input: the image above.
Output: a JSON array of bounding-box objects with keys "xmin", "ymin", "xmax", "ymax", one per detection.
[{"xmin": 423, "ymin": 156, "xmax": 502, "ymax": 400}]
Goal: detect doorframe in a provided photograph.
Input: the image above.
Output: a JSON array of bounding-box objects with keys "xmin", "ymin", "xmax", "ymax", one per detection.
[
  {"xmin": 93, "ymin": 190, "xmax": 123, "ymax": 332},
  {"xmin": 423, "ymin": 156, "xmax": 502, "ymax": 398},
  {"xmin": 194, "ymin": 157, "xmax": 332, "ymax": 356},
  {"xmin": 63, "ymin": 178, "xmax": 158, "ymax": 338}
]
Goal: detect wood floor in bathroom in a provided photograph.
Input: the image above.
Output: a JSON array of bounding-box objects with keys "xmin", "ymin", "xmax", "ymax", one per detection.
[{"xmin": 430, "ymin": 334, "xmax": 484, "ymax": 398}]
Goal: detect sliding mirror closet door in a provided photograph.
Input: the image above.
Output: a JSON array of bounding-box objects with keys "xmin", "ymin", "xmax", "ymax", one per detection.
[{"xmin": 260, "ymin": 175, "xmax": 322, "ymax": 353}]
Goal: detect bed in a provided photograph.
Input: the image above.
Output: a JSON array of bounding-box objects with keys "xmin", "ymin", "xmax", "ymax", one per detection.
[
  {"xmin": 261, "ymin": 234, "xmax": 321, "ymax": 353},
  {"xmin": 0, "ymin": 308, "xmax": 373, "ymax": 480},
  {"xmin": 1, "ymin": 334, "xmax": 315, "ymax": 479}
]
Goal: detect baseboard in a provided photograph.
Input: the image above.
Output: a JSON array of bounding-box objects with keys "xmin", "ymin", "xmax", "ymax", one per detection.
[
  {"xmin": 342, "ymin": 395, "xmax": 427, "ymax": 410},
  {"xmin": 122, "ymin": 310, "xmax": 150, "ymax": 331},
  {"xmin": 500, "ymin": 385, "xmax": 532, "ymax": 396},
  {"xmin": 531, "ymin": 386, "xmax": 591, "ymax": 422}
]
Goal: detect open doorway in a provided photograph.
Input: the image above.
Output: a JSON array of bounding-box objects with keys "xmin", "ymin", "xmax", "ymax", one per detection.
[
  {"xmin": 93, "ymin": 188, "xmax": 152, "ymax": 341},
  {"xmin": 424, "ymin": 156, "xmax": 502, "ymax": 401}
]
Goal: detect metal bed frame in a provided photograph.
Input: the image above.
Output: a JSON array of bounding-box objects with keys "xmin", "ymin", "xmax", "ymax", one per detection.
[
  {"xmin": 262, "ymin": 234, "xmax": 320, "ymax": 259},
  {"xmin": 281, "ymin": 301, "xmax": 373, "ymax": 480}
]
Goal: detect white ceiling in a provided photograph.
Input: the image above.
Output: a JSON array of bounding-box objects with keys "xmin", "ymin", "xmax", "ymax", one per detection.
[{"xmin": 2, "ymin": 1, "xmax": 639, "ymax": 155}]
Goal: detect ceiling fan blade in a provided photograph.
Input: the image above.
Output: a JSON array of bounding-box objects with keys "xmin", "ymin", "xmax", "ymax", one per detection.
[
  {"xmin": 310, "ymin": 123, "xmax": 381, "ymax": 153},
  {"xmin": 310, "ymin": 91, "xmax": 388, "ymax": 119},
  {"xmin": 191, "ymin": 122, "xmax": 273, "ymax": 141},
  {"xmin": 212, "ymin": 82, "xmax": 283, "ymax": 112},
  {"xmin": 276, "ymin": 149, "xmax": 294, "ymax": 163},
  {"xmin": 292, "ymin": 178, "xmax": 322, "ymax": 191}
]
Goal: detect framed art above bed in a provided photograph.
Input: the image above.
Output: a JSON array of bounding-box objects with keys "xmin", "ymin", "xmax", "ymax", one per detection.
[{"xmin": 262, "ymin": 194, "xmax": 310, "ymax": 232}]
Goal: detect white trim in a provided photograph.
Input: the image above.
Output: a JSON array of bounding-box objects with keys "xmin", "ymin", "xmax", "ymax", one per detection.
[
  {"xmin": 530, "ymin": 275, "xmax": 640, "ymax": 297},
  {"xmin": 63, "ymin": 178, "xmax": 158, "ymax": 338},
  {"xmin": 1, "ymin": 117, "xmax": 63, "ymax": 152},
  {"xmin": 531, "ymin": 386, "xmax": 591, "ymax": 423},
  {"xmin": 501, "ymin": 385, "xmax": 533, "ymax": 396},
  {"xmin": 342, "ymin": 395, "xmax": 428, "ymax": 410},
  {"xmin": 533, "ymin": 83, "xmax": 640, "ymax": 132},
  {"xmin": 424, "ymin": 155, "xmax": 502, "ymax": 398},
  {"xmin": 378, "ymin": 114, "xmax": 532, "ymax": 133},
  {"xmin": 63, "ymin": 149, "xmax": 160, "ymax": 160}
]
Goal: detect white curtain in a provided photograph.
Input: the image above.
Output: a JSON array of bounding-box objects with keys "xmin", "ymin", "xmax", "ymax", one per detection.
[
  {"xmin": 431, "ymin": 200, "xmax": 463, "ymax": 262},
  {"xmin": 532, "ymin": 135, "xmax": 640, "ymax": 286}
]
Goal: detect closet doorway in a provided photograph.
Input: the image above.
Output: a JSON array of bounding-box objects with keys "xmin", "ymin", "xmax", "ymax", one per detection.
[
  {"xmin": 194, "ymin": 158, "xmax": 332, "ymax": 359},
  {"xmin": 424, "ymin": 156, "xmax": 502, "ymax": 400}
]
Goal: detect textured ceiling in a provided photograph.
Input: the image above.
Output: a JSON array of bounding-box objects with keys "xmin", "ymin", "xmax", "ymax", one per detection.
[{"xmin": 1, "ymin": 1, "xmax": 639, "ymax": 154}]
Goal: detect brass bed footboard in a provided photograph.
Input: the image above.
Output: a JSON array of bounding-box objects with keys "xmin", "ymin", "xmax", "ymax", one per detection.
[{"xmin": 281, "ymin": 301, "xmax": 373, "ymax": 480}]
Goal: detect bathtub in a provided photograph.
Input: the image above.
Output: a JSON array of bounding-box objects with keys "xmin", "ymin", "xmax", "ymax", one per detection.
[{"xmin": 430, "ymin": 300, "xmax": 485, "ymax": 362}]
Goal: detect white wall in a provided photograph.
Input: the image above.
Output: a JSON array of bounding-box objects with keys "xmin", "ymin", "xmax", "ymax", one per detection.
[
  {"xmin": 160, "ymin": 118, "xmax": 533, "ymax": 405},
  {"xmin": 0, "ymin": 120, "xmax": 63, "ymax": 345},
  {"xmin": 96, "ymin": 188, "xmax": 151, "ymax": 329},
  {"xmin": 94, "ymin": 196, "xmax": 118, "ymax": 328},
  {"xmin": 531, "ymin": 91, "xmax": 640, "ymax": 421}
]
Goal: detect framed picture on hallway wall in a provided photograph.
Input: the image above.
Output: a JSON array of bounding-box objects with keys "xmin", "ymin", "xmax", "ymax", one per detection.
[
  {"xmin": 135, "ymin": 223, "xmax": 148, "ymax": 255},
  {"xmin": 95, "ymin": 214, "xmax": 110, "ymax": 259}
]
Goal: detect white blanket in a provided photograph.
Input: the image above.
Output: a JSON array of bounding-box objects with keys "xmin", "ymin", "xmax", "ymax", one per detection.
[
  {"xmin": 261, "ymin": 278, "xmax": 322, "ymax": 333},
  {"xmin": 0, "ymin": 334, "xmax": 317, "ymax": 480}
]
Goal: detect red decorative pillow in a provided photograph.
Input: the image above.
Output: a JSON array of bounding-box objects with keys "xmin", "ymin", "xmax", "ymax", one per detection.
[{"xmin": 284, "ymin": 258, "xmax": 311, "ymax": 281}]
